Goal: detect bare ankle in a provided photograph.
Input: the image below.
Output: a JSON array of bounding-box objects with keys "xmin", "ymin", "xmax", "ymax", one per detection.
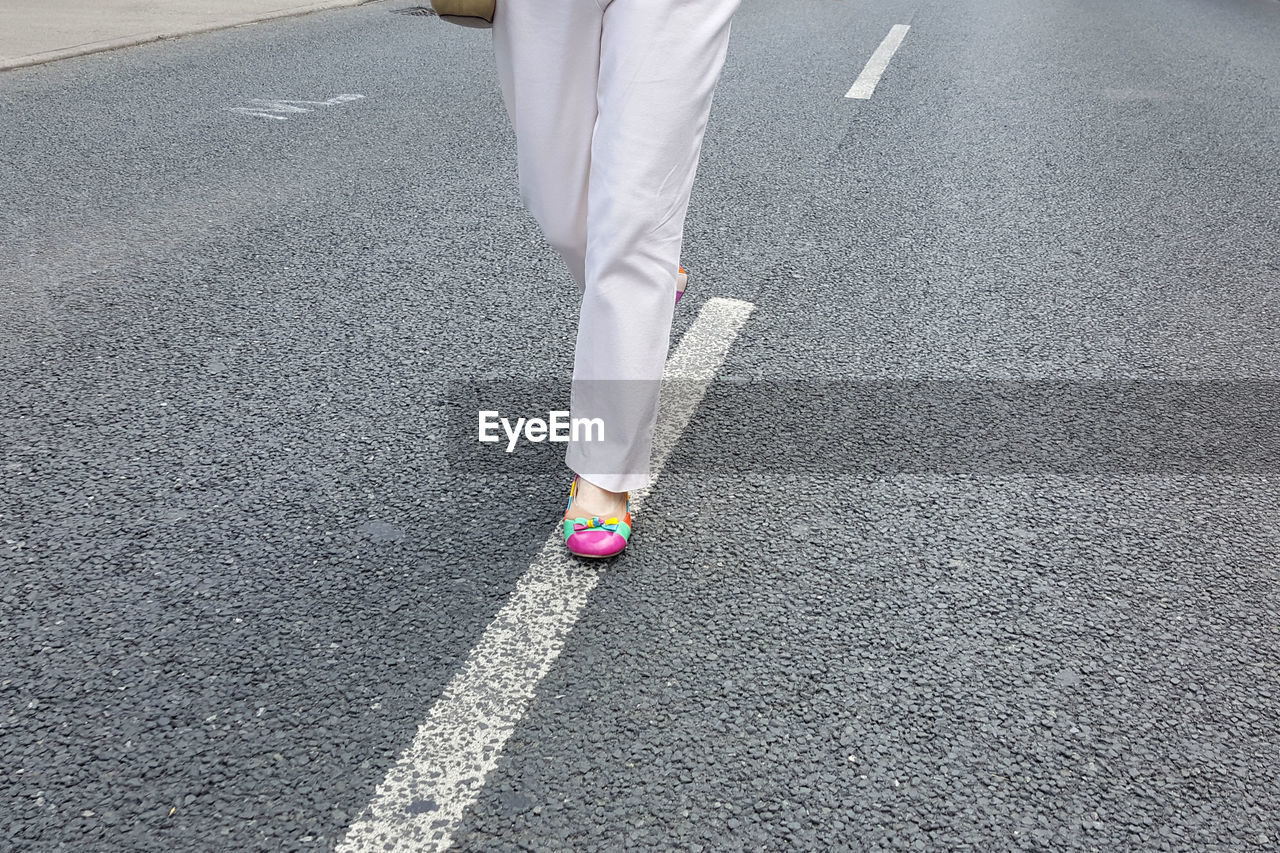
[{"xmin": 569, "ymin": 476, "xmax": 628, "ymax": 518}]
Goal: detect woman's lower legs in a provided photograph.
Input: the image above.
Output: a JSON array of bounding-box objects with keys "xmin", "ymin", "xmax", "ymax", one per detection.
[
  {"xmin": 566, "ymin": 0, "xmax": 741, "ymax": 494},
  {"xmin": 493, "ymin": 0, "xmax": 740, "ymax": 504}
]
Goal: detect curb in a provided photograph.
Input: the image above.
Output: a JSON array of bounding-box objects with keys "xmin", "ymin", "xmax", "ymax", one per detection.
[{"xmin": 0, "ymin": 0, "xmax": 380, "ymax": 72}]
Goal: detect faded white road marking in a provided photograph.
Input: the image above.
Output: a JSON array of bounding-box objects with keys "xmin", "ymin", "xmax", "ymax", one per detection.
[
  {"xmin": 228, "ymin": 93, "xmax": 364, "ymax": 120},
  {"xmin": 845, "ymin": 24, "xmax": 910, "ymax": 99},
  {"xmin": 337, "ymin": 297, "xmax": 754, "ymax": 853}
]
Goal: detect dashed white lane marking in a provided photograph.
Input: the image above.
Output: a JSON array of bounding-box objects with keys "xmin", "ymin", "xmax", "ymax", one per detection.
[
  {"xmin": 337, "ymin": 297, "xmax": 755, "ymax": 853},
  {"xmin": 845, "ymin": 24, "xmax": 910, "ymax": 99}
]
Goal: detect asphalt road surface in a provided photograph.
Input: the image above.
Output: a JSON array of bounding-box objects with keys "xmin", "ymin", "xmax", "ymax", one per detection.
[{"xmin": 2, "ymin": 0, "xmax": 1279, "ymax": 850}]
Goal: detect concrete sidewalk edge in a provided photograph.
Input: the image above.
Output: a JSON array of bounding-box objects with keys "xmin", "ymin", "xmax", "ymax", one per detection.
[{"xmin": 0, "ymin": 0, "xmax": 379, "ymax": 72}]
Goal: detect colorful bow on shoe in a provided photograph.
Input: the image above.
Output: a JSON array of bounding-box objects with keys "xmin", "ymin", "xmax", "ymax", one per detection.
[{"xmin": 572, "ymin": 516, "xmax": 622, "ymax": 533}]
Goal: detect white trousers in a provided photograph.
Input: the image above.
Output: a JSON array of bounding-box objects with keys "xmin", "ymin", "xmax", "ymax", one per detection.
[{"xmin": 492, "ymin": 0, "xmax": 740, "ymax": 492}]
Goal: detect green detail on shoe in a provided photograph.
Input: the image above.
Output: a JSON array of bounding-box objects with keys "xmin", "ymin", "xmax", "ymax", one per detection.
[{"xmin": 564, "ymin": 515, "xmax": 632, "ymax": 542}]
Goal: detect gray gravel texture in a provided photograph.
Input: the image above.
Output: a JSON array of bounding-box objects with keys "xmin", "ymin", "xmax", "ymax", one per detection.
[{"xmin": 2, "ymin": 0, "xmax": 1278, "ymax": 850}]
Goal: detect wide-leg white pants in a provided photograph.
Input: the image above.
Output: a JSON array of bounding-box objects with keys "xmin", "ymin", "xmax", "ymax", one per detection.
[{"xmin": 492, "ymin": 0, "xmax": 740, "ymax": 492}]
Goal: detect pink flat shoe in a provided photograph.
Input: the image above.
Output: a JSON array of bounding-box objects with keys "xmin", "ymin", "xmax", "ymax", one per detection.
[
  {"xmin": 562, "ymin": 475, "xmax": 632, "ymax": 559},
  {"xmin": 676, "ymin": 265, "xmax": 688, "ymax": 304}
]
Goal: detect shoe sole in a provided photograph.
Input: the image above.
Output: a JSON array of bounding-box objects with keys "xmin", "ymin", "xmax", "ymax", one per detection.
[{"xmin": 565, "ymin": 545, "xmax": 626, "ymax": 559}]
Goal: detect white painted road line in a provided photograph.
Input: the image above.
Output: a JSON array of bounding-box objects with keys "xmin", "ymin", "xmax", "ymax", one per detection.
[
  {"xmin": 228, "ymin": 93, "xmax": 365, "ymax": 120},
  {"xmin": 337, "ymin": 297, "xmax": 755, "ymax": 853},
  {"xmin": 845, "ymin": 24, "xmax": 911, "ymax": 99}
]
